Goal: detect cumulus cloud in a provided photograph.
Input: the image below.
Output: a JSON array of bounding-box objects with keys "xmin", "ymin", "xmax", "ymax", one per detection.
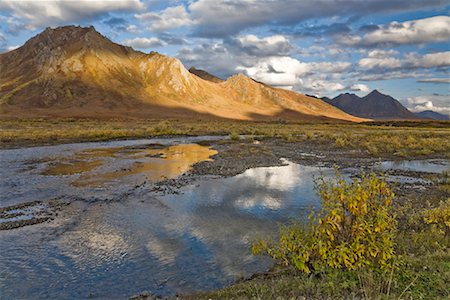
[
  {"xmin": 239, "ymin": 56, "xmax": 310, "ymax": 88},
  {"xmin": 0, "ymin": 0, "xmax": 145, "ymax": 29},
  {"xmin": 406, "ymin": 95, "xmax": 450, "ymax": 114},
  {"xmin": 186, "ymin": 0, "xmax": 447, "ymax": 37},
  {"xmin": 135, "ymin": 5, "xmax": 194, "ymax": 31},
  {"xmin": 237, "ymin": 56, "xmax": 351, "ymax": 92},
  {"xmin": 342, "ymin": 16, "xmax": 450, "ymax": 46},
  {"xmin": 297, "ymin": 79, "xmax": 347, "ymax": 94},
  {"xmin": 367, "ymin": 49, "xmax": 399, "ymax": 58},
  {"xmin": 177, "ymin": 36, "xmax": 352, "ymax": 94},
  {"xmin": 350, "ymin": 84, "xmax": 370, "ymax": 92},
  {"xmin": 358, "ymin": 51, "xmax": 450, "ymax": 70},
  {"xmin": 408, "ymin": 52, "xmax": 450, "ymax": 68},
  {"xmin": 122, "ymin": 37, "xmax": 165, "ymax": 49},
  {"xmin": 230, "ymin": 35, "xmax": 293, "ymax": 56},
  {"xmin": 358, "ymin": 57, "xmax": 403, "ymax": 69},
  {"xmin": 177, "ymin": 34, "xmax": 295, "ymax": 78}
]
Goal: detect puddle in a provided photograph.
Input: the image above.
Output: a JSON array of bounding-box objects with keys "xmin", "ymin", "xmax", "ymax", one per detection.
[
  {"xmin": 73, "ymin": 144, "xmax": 217, "ymax": 187},
  {"xmin": 375, "ymin": 160, "xmax": 450, "ymax": 174},
  {"xmin": 43, "ymin": 159, "xmax": 104, "ymax": 175}
]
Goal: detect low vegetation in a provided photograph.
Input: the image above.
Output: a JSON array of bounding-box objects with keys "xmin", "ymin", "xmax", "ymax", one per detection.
[
  {"xmin": 1, "ymin": 119, "xmax": 449, "ymax": 158},
  {"xmin": 189, "ymin": 172, "xmax": 450, "ymax": 299},
  {"xmin": 252, "ymin": 172, "xmax": 397, "ymax": 274}
]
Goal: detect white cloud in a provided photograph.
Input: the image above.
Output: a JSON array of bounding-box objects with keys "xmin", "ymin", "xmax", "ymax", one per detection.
[
  {"xmin": 358, "ymin": 70, "xmax": 426, "ymax": 81},
  {"xmin": 125, "ymin": 24, "xmax": 141, "ymax": 34},
  {"xmin": 297, "ymin": 79, "xmax": 346, "ymax": 93},
  {"xmin": 122, "ymin": 37, "xmax": 165, "ymax": 49},
  {"xmin": 239, "ymin": 56, "xmax": 310, "ymax": 87},
  {"xmin": 350, "ymin": 16, "xmax": 450, "ymax": 46},
  {"xmin": 0, "ymin": 0, "xmax": 145, "ymax": 29},
  {"xmin": 358, "ymin": 51, "xmax": 450, "ymax": 69},
  {"xmin": 367, "ymin": 49, "xmax": 399, "ymax": 58},
  {"xmin": 406, "ymin": 95, "xmax": 450, "ymax": 114},
  {"xmin": 409, "ymin": 51, "xmax": 450, "ymax": 68},
  {"xmin": 417, "ymin": 78, "xmax": 450, "ymax": 84},
  {"xmin": 186, "ymin": 0, "xmax": 448, "ymax": 37},
  {"xmin": 350, "ymin": 84, "xmax": 370, "ymax": 92},
  {"xmin": 233, "ymin": 34, "xmax": 293, "ymax": 56},
  {"xmin": 358, "ymin": 57, "xmax": 402, "ymax": 69},
  {"xmin": 309, "ymin": 62, "xmax": 352, "ymax": 73},
  {"xmin": 135, "ymin": 5, "xmax": 194, "ymax": 31},
  {"xmin": 236, "ymin": 56, "xmax": 351, "ymax": 93}
]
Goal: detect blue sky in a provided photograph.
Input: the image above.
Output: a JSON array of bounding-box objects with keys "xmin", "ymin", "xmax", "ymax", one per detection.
[{"xmin": 0, "ymin": 0, "xmax": 449, "ymax": 114}]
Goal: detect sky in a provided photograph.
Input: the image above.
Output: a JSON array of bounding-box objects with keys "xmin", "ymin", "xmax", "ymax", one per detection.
[{"xmin": 0, "ymin": 0, "xmax": 449, "ymax": 115}]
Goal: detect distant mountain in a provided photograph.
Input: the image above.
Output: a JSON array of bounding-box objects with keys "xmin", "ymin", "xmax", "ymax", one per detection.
[
  {"xmin": 325, "ymin": 90, "xmax": 418, "ymax": 120},
  {"xmin": 0, "ymin": 25, "xmax": 364, "ymax": 122},
  {"xmin": 414, "ymin": 110, "xmax": 449, "ymax": 120},
  {"xmin": 189, "ymin": 67, "xmax": 224, "ymax": 83}
]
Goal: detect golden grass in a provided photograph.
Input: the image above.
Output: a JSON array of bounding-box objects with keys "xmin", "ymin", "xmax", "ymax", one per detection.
[{"xmin": 1, "ymin": 118, "xmax": 449, "ymax": 158}]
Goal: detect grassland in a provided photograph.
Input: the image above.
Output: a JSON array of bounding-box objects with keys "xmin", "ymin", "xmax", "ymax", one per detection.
[{"xmin": 1, "ymin": 118, "xmax": 449, "ymax": 158}]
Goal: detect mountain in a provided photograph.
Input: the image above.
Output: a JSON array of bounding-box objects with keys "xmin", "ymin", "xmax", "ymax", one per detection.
[
  {"xmin": 189, "ymin": 67, "xmax": 224, "ymax": 83},
  {"xmin": 325, "ymin": 90, "xmax": 418, "ymax": 120},
  {"xmin": 0, "ymin": 25, "xmax": 364, "ymax": 122},
  {"xmin": 414, "ymin": 110, "xmax": 449, "ymax": 120}
]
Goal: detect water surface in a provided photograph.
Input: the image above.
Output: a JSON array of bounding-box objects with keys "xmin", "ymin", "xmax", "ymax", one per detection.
[{"xmin": 0, "ymin": 138, "xmax": 332, "ymax": 299}]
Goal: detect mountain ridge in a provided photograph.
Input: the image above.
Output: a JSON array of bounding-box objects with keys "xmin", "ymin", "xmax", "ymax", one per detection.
[
  {"xmin": 323, "ymin": 90, "xmax": 418, "ymax": 120},
  {"xmin": 414, "ymin": 110, "xmax": 449, "ymax": 120},
  {"xmin": 0, "ymin": 25, "xmax": 365, "ymax": 122}
]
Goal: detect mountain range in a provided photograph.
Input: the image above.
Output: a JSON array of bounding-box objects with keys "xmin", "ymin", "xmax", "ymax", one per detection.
[
  {"xmin": 322, "ymin": 90, "xmax": 419, "ymax": 120},
  {"xmin": 414, "ymin": 110, "xmax": 449, "ymax": 120},
  {"xmin": 0, "ymin": 25, "xmax": 363, "ymax": 122}
]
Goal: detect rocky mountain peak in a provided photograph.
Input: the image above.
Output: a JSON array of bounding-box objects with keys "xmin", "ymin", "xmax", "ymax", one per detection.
[{"xmin": 367, "ymin": 89, "xmax": 384, "ymax": 97}]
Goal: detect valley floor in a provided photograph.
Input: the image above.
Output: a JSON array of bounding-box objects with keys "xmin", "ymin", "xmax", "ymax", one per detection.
[{"xmin": 1, "ymin": 119, "xmax": 449, "ymax": 299}]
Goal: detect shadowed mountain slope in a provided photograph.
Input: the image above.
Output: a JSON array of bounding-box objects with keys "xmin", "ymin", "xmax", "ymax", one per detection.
[
  {"xmin": 0, "ymin": 25, "xmax": 365, "ymax": 122},
  {"xmin": 324, "ymin": 90, "xmax": 418, "ymax": 120},
  {"xmin": 188, "ymin": 67, "xmax": 224, "ymax": 83},
  {"xmin": 414, "ymin": 110, "xmax": 449, "ymax": 120}
]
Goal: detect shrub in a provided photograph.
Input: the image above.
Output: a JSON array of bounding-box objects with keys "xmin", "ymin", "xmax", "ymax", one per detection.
[
  {"xmin": 422, "ymin": 199, "xmax": 450, "ymax": 237},
  {"xmin": 229, "ymin": 131, "xmax": 241, "ymax": 141},
  {"xmin": 252, "ymin": 172, "xmax": 397, "ymax": 274}
]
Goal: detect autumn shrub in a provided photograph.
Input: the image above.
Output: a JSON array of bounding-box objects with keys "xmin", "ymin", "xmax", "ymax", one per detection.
[
  {"xmin": 422, "ymin": 199, "xmax": 450, "ymax": 238},
  {"xmin": 229, "ymin": 131, "xmax": 241, "ymax": 140},
  {"xmin": 252, "ymin": 172, "xmax": 397, "ymax": 274}
]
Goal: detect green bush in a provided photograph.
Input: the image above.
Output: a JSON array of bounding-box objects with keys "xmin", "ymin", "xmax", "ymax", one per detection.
[
  {"xmin": 252, "ymin": 172, "xmax": 397, "ymax": 274},
  {"xmin": 229, "ymin": 131, "xmax": 241, "ymax": 141}
]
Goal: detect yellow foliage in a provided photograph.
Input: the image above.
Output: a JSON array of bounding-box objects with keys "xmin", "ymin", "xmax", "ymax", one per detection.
[
  {"xmin": 253, "ymin": 172, "xmax": 397, "ymax": 273},
  {"xmin": 422, "ymin": 199, "xmax": 450, "ymax": 237}
]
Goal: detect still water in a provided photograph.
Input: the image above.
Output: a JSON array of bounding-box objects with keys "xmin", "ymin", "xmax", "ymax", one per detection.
[{"xmin": 0, "ymin": 137, "xmax": 334, "ymax": 299}]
